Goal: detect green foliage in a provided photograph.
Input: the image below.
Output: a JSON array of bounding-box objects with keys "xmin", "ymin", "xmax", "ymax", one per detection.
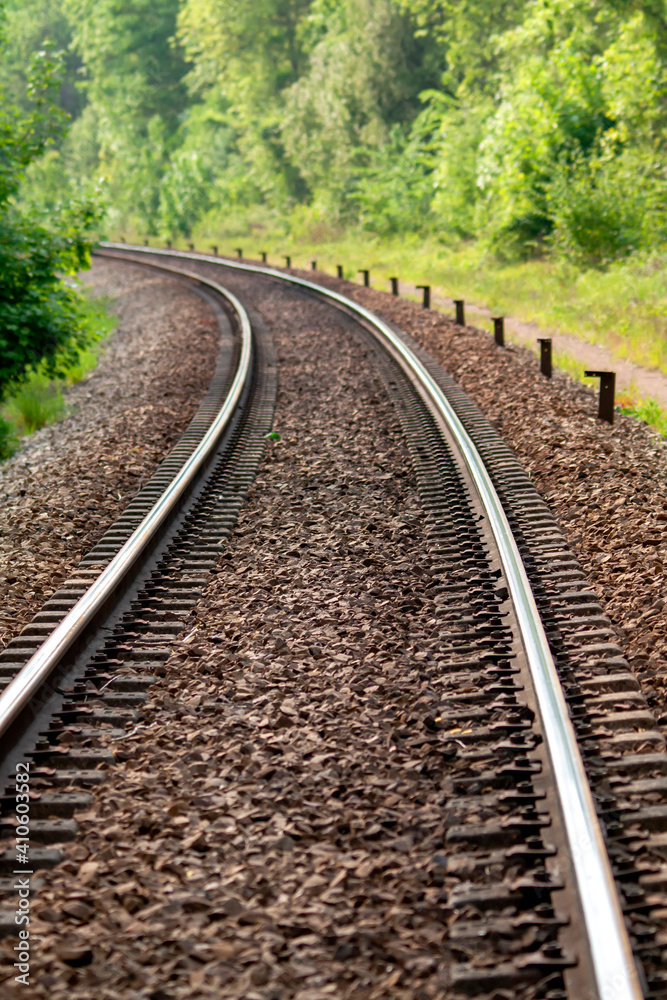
[
  {"xmin": 472, "ymin": 0, "xmax": 617, "ymax": 250},
  {"xmin": 0, "ymin": 291, "xmax": 115, "ymax": 458},
  {"xmin": 0, "ymin": 200, "xmax": 102, "ymax": 395},
  {"xmin": 347, "ymin": 124, "xmax": 436, "ymax": 235},
  {"xmin": 177, "ymin": 0, "xmax": 312, "ymax": 207},
  {"xmin": 0, "ymin": 0, "xmax": 103, "ymax": 400},
  {"xmin": 619, "ymin": 396, "xmax": 667, "ymax": 436},
  {"xmin": 178, "ymin": 0, "xmax": 311, "ymax": 96},
  {"xmin": 548, "ymin": 144, "xmax": 666, "ymax": 263},
  {"xmin": 0, "ymin": 0, "xmax": 83, "ymax": 118},
  {"xmin": 60, "ymin": 0, "xmax": 190, "ymax": 229},
  {"xmin": 0, "ymin": 40, "xmax": 67, "ymax": 204},
  {"xmin": 397, "ymin": 0, "xmax": 528, "ymax": 95},
  {"xmin": 280, "ymin": 0, "xmax": 440, "ymax": 210},
  {"xmin": 159, "ymin": 149, "xmax": 212, "ymax": 238},
  {"xmin": 2, "ymin": 373, "xmax": 65, "ymax": 432},
  {"xmin": 5, "ymin": 0, "xmax": 667, "ymax": 272},
  {"xmin": 427, "ymin": 92, "xmax": 490, "ymax": 236},
  {"xmin": 64, "ymin": 0, "xmax": 189, "ymax": 131},
  {"xmin": 0, "ymin": 416, "xmax": 18, "ymax": 460}
]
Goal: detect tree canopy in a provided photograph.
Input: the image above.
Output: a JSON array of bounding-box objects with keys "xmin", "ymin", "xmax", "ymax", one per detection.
[{"xmin": 4, "ymin": 0, "xmax": 667, "ymax": 262}]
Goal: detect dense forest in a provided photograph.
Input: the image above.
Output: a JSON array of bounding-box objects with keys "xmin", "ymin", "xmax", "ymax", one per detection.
[{"xmin": 3, "ymin": 0, "xmax": 667, "ymax": 264}]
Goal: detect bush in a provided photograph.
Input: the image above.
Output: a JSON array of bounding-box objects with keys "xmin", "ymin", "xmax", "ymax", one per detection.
[
  {"xmin": 548, "ymin": 146, "xmax": 667, "ymax": 264},
  {"xmin": 0, "ymin": 29, "xmax": 103, "ymax": 399},
  {"xmin": 0, "ymin": 290, "xmax": 115, "ymax": 460},
  {"xmin": 159, "ymin": 148, "xmax": 213, "ymax": 239},
  {"xmin": 0, "ymin": 205, "xmax": 101, "ymax": 395},
  {"xmin": 347, "ymin": 125, "xmax": 436, "ymax": 235}
]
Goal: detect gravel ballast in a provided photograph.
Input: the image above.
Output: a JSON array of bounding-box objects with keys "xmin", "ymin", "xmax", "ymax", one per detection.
[
  {"xmin": 0, "ymin": 276, "xmax": 462, "ymax": 999},
  {"xmin": 0, "ymin": 257, "xmax": 665, "ymax": 998},
  {"xmin": 295, "ymin": 269, "xmax": 667, "ymax": 718},
  {"xmin": 0, "ymin": 259, "xmax": 220, "ymax": 649}
]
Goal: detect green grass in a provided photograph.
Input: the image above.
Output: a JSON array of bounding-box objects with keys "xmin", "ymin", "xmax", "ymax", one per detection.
[
  {"xmin": 162, "ymin": 224, "xmax": 667, "ymax": 375},
  {"xmin": 126, "ymin": 223, "xmax": 667, "ymax": 436},
  {"xmin": 66, "ymin": 291, "xmax": 117, "ymax": 383},
  {"xmin": 616, "ymin": 394, "xmax": 667, "ymax": 434},
  {"xmin": 2, "ymin": 375, "xmax": 66, "ymax": 433},
  {"xmin": 551, "ymin": 348, "xmax": 591, "ymax": 383},
  {"xmin": 0, "ymin": 417, "xmax": 18, "ymax": 461},
  {"xmin": 0, "ymin": 290, "xmax": 116, "ymax": 459}
]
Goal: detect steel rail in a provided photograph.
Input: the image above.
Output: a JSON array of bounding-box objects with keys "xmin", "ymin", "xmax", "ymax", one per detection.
[
  {"xmin": 0, "ymin": 262, "xmax": 252, "ymax": 743},
  {"xmin": 99, "ymin": 243, "xmax": 641, "ymax": 1000}
]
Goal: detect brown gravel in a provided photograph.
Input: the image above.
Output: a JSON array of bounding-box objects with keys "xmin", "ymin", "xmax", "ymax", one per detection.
[
  {"xmin": 293, "ymin": 270, "xmax": 667, "ymax": 719},
  {"xmin": 0, "ymin": 258, "xmax": 665, "ymax": 998},
  {"xmin": 0, "ymin": 259, "xmax": 219, "ymax": 648},
  {"xmin": 0, "ymin": 281, "xmax": 461, "ymax": 999}
]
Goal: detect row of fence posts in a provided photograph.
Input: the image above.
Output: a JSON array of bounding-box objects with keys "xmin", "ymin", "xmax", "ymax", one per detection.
[{"xmin": 128, "ymin": 236, "xmax": 616, "ymax": 426}]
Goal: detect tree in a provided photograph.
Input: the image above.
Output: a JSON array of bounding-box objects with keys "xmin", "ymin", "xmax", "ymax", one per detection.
[
  {"xmin": 63, "ymin": 0, "xmax": 191, "ymax": 230},
  {"xmin": 281, "ymin": 0, "xmax": 441, "ymax": 216},
  {"xmin": 177, "ymin": 0, "xmax": 312, "ymax": 207},
  {"xmin": 0, "ymin": 6, "xmax": 100, "ymax": 399},
  {"xmin": 397, "ymin": 0, "xmax": 528, "ymax": 96},
  {"xmin": 5, "ymin": 0, "xmax": 667, "ymax": 260},
  {"xmin": 0, "ymin": 0, "xmax": 83, "ymax": 119}
]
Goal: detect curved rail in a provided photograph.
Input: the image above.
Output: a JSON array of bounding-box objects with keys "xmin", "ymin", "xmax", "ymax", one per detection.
[
  {"xmin": 0, "ymin": 262, "xmax": 252, "ymax": 741},
  {"xmin": 99, "ymin": 243, "xmax": 641, "ymax": 1000}
]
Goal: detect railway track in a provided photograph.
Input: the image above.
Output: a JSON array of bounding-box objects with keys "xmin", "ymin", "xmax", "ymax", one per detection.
[{"xmin": 0, "ymin": 244, "xmax": 665, "ymax": 998}]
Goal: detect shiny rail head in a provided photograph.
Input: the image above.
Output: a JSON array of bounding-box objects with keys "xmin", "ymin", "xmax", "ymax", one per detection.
[{"xmin": 0, "ymin": 260, "xmax": 252, "ymax": 746}]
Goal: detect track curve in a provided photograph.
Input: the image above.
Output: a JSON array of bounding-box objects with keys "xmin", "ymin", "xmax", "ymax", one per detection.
[
  {"xmin": 0, "ymin": 263, "xmax": 252, "ymax": 747},
  {"xmin": 97, "ymin": 244, "xmax": 642, "ymax": 1000},
  {"xmin": 0, "ymin": 245, "xmax": 663, "ymax": 998}
]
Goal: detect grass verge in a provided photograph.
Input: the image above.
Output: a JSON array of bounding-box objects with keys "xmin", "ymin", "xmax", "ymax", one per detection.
[
  {"xmin": 123, "ymin": 225, "xmax": 667, "ymax": 437},
  {"xmin": 167, "ymin": 226, "xmax": 667, "ymax": 374},
  {"xmin": 0, "ymin": 289, "xmax": 116, "ymax": 460},
  {"xmin": 616, "ymin": 394, "xmax": 667, "ymax": 435}
]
